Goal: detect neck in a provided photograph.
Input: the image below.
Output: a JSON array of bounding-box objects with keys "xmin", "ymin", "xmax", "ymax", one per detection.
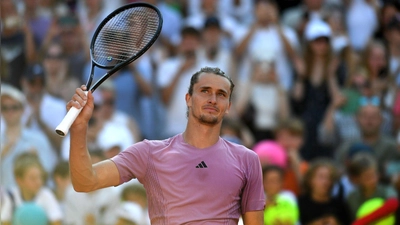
[
  {"xmin": 311, "ymin": 192, "xmax": 330, "ymax": 202},
  {"xmin": 362, "ymin": 186, "xmax": 376, "ymax": 197},
  {"xmin": 183, "ymin": 121, "xmax": 221, "ymax": 149},
  {"xmin": 363, "ymin": 133, "xmax": 380, "ymax": 144},
  {"xmin": 20, "ymin": 188, "xmax": 35, "ymax": 201},
  {"xmin": 7, "ymin": 123, "xmax": 21, "ymax": 134},
  {"xmin": 389, "ymin": 43, "xmax": 400, "ymax": 56}
]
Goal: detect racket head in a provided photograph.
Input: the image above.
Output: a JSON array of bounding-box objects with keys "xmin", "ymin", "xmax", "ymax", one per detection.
[{"xmin": 90, "ymin": 2, "xmax": 163, "ymax": 70}]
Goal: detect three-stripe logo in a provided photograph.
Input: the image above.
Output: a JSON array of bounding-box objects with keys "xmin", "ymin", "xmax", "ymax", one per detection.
[{"xmin": 196, "ymin": 161, "xmax": 208, "ymax": 168}]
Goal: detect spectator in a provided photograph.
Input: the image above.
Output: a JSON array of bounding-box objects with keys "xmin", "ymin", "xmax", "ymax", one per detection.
[
  {"xmin": 253, "ymin": 140, "xmax": 288, "ymax": 169},
  {"xmin": 97, "ymin": 81, "xmax": 141, "ymax": 143},
  {"xmin": 185, "ymin": 0, "xmax": 238, "ymax": 48},
  {"xmin": 235, "ymin": 46, "xmax": 289, "ymax": 142},
  {"xmin": 200, "ymin": 16, "xmax": 234, "ymax": 77},
  {"xmin": 1, "ymin": 0, "xmax": 36, "ymax": 90},
  {"xmin": 235, "ymin": 0, "xmax": 299, "ymax": 91},
  {"xmin": 21, "ymin": 0, "xmax": 52, "ymax": 48},
  {"xmin": 115, "ymin": 184, "xmax": 150, "ymax": 225},
  {"xmin": 375, "ymin": 0, "xmax": 400, "ymax": 40},
  {"xmin": 42, "ymin": 13, "xmax": 89, "ymax": 83},
  {"xmin": 333, "ymin": 143, "xmax": 375, "ymax": 200},
  {"xmin": 77, "ymin": 0, "xmax": 114, "ymax": 44},
  {"xmin": 42, "ymin": 41, "xmax": 79, "ymax": 102},
  {"xmin": 52, "ymin": 161, "xmax": 70, "ymax": 212},
  {"xmin": 345, "ymin": 0, "xmax": 379, "ymax": 51},
  {"xmin": 262, "ymin": 165, "xmax": 299, "ymax": 225},
  {"xmin": 275, "ymin": 118, "xmax": 308, "ymax": 196},
  {"xmin": 143, "ymin": 0, "xmax": 183, "ymax": 52},
  {"xmin": 220, "ymin": 117, "xmax": 254, "ymax": 148},
  {"xmin": 298, "ymin": 158, "xmax": 352, "ymax": 225},
  {"xmin": 347, "ymin": 153, "xmax": 398, "ymax": 224},
  {"xmin": 1, "ymin": 84, "xmax": 57, "ymax": 189},
  {"xmin": 22, "ymin": 63, "xmax": 66, "ymax": 154},
  {"xmin": 336, "ymin": 104, "xmax": 400, "ymax": 182},
  {"xmin": 281, "ymin": 0, "xmax": 327, "ymax": 39},
  {"xmin": 64, "ymin": 149, "xmax": 121, "ymax": 225},
  {"xmin": 156, "ymin": 26, "xmax": 204, "ymax": 138},
  {"xmin": 292, "ymin": 19, "xmax": 340, "ymax": 160},
  {"xmin": 1, "ymin": 152, "xmax": 63, "ymax": 225}
]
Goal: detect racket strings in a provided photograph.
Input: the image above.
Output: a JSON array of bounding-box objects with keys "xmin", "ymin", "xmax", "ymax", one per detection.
[{"xmin": 93, "ymin": 7, "xmax": 160, "ymax": 67}]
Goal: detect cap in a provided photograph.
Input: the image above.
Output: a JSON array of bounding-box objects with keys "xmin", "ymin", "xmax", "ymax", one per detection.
[
  {"xmin": 304, "ymin": 19, "xmax": 331, "ymax": 41},
  {"xmin": 25, "ymin": 64, "xmax": 45, "ymax": 81},
  {"xmin": 253, "ymin": 140, "xmax": 287, "ymax": 168},
  {"xmin": 204, "ymin": 16, "xmax": 221, "ymax": 29},
  {"xmin": 1, "ymin": 83, "xmax": 26, "ymax": 105}
]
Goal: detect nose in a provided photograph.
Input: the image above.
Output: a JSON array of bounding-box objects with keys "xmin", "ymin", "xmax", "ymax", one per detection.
[{"xmin": 208, "ymin": 94, "xmax": 217, "ymax": 104}]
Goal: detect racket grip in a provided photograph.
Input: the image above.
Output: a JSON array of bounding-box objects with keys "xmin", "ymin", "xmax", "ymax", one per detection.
[{"xmin": 55, "ymin": 91, "xmax": 88, "ymax": 137}]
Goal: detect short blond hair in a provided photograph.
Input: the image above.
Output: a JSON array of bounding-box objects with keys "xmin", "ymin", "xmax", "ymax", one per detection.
[{"xmin": 14, "ymin": 152, "xmax": 47, "ymax": 181}]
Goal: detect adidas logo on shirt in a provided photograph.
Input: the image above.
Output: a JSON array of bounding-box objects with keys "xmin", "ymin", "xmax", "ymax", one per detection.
[{"xmin": 196, "ymin": 161, "xmax": 208, "ymax": 168}]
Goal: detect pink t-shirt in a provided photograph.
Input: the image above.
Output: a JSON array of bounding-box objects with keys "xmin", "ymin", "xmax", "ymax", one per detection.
[{"xmin": 111, "ymin": 133, "xmax": 265, "ymax": 224}]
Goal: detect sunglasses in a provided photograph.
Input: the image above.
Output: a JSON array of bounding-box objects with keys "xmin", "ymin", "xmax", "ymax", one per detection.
[
  {"xmin": 1, "ymin": 104, "xmax": 22, "ymax": 112},
  {"xmin": 359, "ymin": 96, "xmax": 380, "ymax": 107}
]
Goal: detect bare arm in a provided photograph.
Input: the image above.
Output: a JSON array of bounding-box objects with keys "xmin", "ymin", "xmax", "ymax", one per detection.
[
  {"xmin": 234, "ymin": 24, "xmax": 257, "ymax": 58},
  {"xmin": 161, "ymin": 56, "xmax": 195, "ymax": 105},
  {"xmin": 130, "ymin": 63, "xmax": 153, "ymax": 96},
  {"xmin": 68, "ymin": 86, "xmax": 120, "ymax": 192},
  {"xmin": 242, "ymin": 210, "xmax": 264, "ymax": 225}
]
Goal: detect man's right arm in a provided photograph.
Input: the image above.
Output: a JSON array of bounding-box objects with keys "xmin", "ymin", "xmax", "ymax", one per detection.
[{"xmin": 68, "ymin": 86, "xmax": 120, "ymax": 192}]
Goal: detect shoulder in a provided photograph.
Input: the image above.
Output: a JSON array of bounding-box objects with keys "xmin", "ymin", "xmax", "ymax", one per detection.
[
  {"xmin": 222, "ymin": 139, "xmax": 258, "ymax": 158},
  {"xmin": 124, "ymin": 136, "xmax": 175, "ymax": 153},
  {"xmin": 36, "ymin": 187, "xmax": 58, "ymax": 201}
]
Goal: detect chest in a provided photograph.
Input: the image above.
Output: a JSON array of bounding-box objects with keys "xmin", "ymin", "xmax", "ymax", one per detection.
[{"xmin": 149, "ymin": 149, "xmax": 246, "ymax": 201}]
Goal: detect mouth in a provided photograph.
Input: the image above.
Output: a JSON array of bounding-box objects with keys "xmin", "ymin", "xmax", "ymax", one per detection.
[{"xmin": 203, "ymin": 105, "xmax": 219, "ymax": 113}]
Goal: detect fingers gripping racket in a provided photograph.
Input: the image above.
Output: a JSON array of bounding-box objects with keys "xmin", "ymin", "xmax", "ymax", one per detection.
[{"xmin": 55, "ymin": 3, "xmax": 163, "ymax": 137}]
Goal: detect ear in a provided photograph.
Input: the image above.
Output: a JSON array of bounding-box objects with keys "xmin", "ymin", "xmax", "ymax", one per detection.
[
  {"xmin": 225, "ymin": 101, "xmax": 232, "ymax": 115},
  {"xmin": 185, "ymin": 93, "xmax": 191, "ymax": 107}
]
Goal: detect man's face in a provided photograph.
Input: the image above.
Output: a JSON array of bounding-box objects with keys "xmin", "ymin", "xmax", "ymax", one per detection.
[
  {"xmin": 357, "ymin": 105, "xmax": 382, "ymax": 136},
  {"xmin": 1, "ymin": 96, "xmax": 23, "ymax": 126},
  {"xmin": 203, "ymin": 26, "xmax": 221, "ymax": 48},
  {"xmin": 358, "ymin": 167, "xmax": 378, "ymax": 190},
  {"xmin": 275, "ymin": 130, "xmax": 303, "ymax": 151},
  {"xmin": 180, "ymin": 34, "xmax": 200, "ymax": 55},
  {"xmin": 186, "ymin": 73, "xmax": 231, "ymax": 126}
]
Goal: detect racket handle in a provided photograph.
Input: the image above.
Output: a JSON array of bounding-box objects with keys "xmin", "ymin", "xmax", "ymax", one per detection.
[{"xmin": 55, "ymin": 91, "xmax": 88, "ymax": 137}]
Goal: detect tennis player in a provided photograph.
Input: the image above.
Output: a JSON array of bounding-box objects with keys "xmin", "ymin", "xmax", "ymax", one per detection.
[{"xmin": 67, "ymin": 67, "xmax": 265, "ymax": 224}]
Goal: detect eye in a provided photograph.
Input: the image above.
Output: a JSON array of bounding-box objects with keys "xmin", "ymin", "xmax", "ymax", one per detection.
[
  {"xmin": 218, "ymin": 92, "xmax": 227, "ymax": 97},
  {"xmin": 201, "ymin": 89, "xmax": 209, "ymax": 93}
]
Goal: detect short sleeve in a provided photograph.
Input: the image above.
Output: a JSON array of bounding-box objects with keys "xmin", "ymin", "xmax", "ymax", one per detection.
[
  {"xmin": 156, "ymin": 59, "xmax": 180, "ymax": 88},
  {"xmin": 39, "ymin": 188, "xmax": 63, "ymax": 222},
  {"xmin": 111, "ymin": 141, "xmax": 150, "ymax": 184},
  {"xmin": 1, "ymin": 190, "xmax": 12, "ymax": 222},
  {"xmin": 240, "ymin": 151, "xmax": 265, "ymax": 213}
]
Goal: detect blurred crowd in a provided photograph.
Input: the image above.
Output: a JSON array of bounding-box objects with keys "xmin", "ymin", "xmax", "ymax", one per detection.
[{"xmin": 1, "ymin": 0, "xmax": 400, "ymax": 224}]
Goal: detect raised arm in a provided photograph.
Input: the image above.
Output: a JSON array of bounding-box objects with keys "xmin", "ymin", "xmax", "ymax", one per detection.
[{"xmin": 68, "ymin": 85, "xmax": 120, "ymax": 192}]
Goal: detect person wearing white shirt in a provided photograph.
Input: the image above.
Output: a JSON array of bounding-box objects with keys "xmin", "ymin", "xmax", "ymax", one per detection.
[
  {"xmin": 156, "ymin": 27, "xmax": 206, "ymax": 138},
  {"xmin": 234, "ymin": 0, "xmax": 299, "ymax": 91},
  {"xmin": 1, "ymin": 152, "xmax": 63, "ymax": 225}
]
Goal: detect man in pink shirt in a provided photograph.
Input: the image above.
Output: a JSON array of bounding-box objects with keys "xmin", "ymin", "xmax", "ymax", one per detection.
[{"xmin": 67, "ymin": 67, "xmax": 265, "ymax": 224}]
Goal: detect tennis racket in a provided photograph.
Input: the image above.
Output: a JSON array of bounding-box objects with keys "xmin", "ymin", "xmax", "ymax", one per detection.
[{"xmin": 55, "ymin": 2, "xmax": 163, "ymax": 137}]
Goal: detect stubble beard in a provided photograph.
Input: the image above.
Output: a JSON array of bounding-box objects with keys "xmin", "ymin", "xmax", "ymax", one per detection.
[{"xmin": 191, "ymin": 110, "xmax": 219, "ymax": 125}]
